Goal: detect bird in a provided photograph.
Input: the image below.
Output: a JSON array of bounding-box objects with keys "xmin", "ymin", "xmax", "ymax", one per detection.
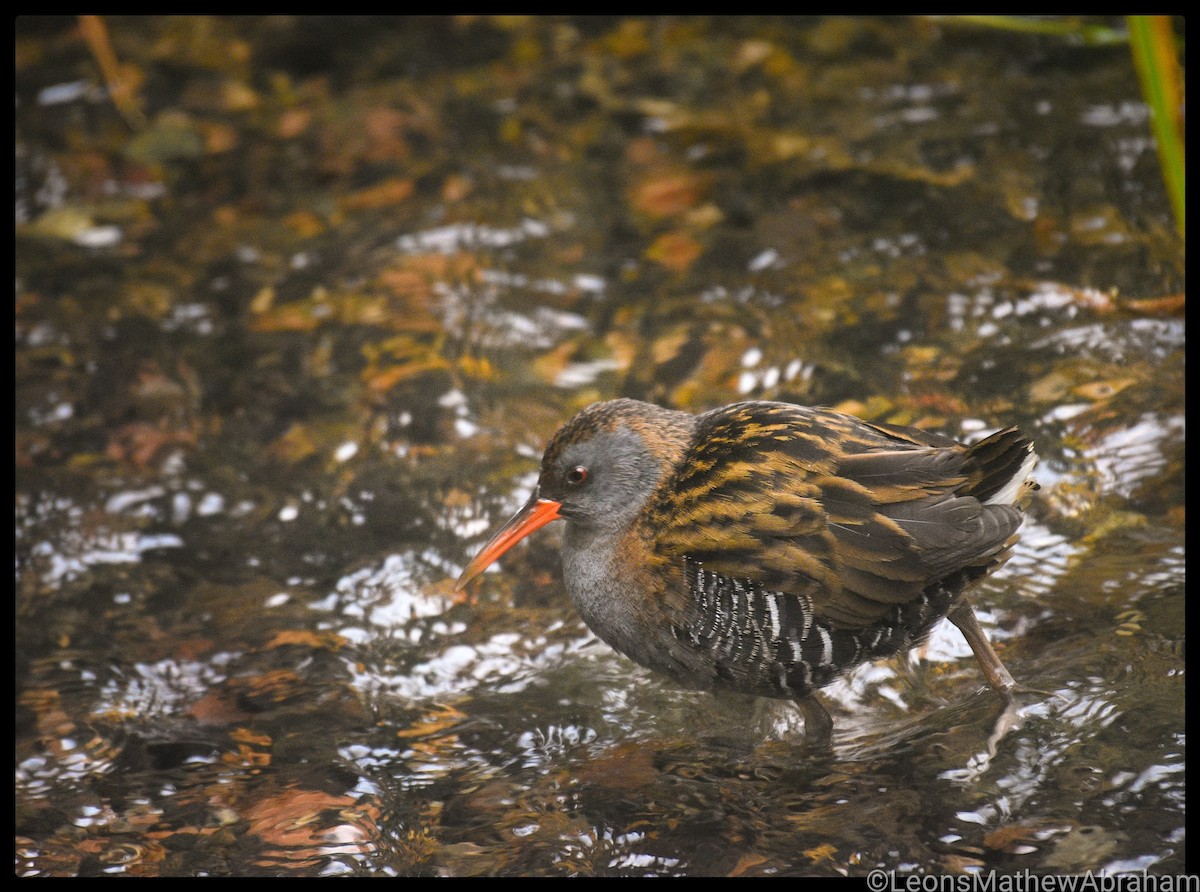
[{"xmin": 456, "ymin": 398, "xmax": 1038, "ymax": 743}]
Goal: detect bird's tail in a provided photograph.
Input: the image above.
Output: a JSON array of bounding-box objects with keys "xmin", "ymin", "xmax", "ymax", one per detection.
[{"xmin": 961, "ymin": 428, "xmax": 1039, "ymax": 507}]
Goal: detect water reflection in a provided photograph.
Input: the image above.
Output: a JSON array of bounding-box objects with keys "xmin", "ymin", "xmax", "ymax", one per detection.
[{"xmin": 15, "ymin": 15, "xmax": 1184, "ymax": 877}]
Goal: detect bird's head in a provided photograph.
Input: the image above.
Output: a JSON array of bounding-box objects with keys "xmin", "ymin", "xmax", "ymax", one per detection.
[{"xmin": 455, "ymin": 399, "xmax": 694, "ymax": 591}]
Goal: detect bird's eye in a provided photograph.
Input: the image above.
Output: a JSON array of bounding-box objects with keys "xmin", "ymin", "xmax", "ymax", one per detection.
[{"xmin": 566, "ymin": 466, "xmax": 589, "ymax": 485}]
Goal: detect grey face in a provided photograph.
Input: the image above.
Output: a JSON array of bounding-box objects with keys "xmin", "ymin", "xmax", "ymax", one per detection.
[{"xmin": 538, "ymin": 427, "xmax": 665, "ymax": 534}]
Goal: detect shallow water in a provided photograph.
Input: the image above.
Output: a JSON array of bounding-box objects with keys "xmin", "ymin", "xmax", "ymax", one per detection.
[{"xmin": 16, "ymin": 16, "xmax": 1184, "ymax": 876}]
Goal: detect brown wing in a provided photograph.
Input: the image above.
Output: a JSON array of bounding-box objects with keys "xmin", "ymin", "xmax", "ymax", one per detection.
[{"xmin": 649, "ymin": 401, "xmax": 1031, "ymax": 629}]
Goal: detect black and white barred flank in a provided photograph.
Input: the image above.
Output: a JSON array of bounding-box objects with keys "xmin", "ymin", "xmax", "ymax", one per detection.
[{"xmin": 674, "ymin": 560, "xmax": 958, "ymax": 700}]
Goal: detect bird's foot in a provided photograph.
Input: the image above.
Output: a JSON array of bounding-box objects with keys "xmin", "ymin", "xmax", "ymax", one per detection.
[
  {"xmin": 1008, "ymin": 683, "xmax": 1068, "ymax": 703},
  {"xmin": 797, "ymin": 694, "xmax": 834, "ymax": 750},
  {"xmin": 750, "ymin": 696, "xmax": 834, "ymax": 752}
]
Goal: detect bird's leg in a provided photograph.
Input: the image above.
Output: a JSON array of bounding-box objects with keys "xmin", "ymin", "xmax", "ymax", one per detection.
[
  {"xmin": 798, "ymin": 693, "xmax": 833, "ymax": 746},
  {"xmin": 946, "ymin": 599, "xmax": 1016, "ymax": 696}
]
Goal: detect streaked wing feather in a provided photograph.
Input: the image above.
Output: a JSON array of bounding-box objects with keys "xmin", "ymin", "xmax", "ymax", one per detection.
[{"xmin": 651, "ymin": 402, "xmax": 1031, "ymax": 630}]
